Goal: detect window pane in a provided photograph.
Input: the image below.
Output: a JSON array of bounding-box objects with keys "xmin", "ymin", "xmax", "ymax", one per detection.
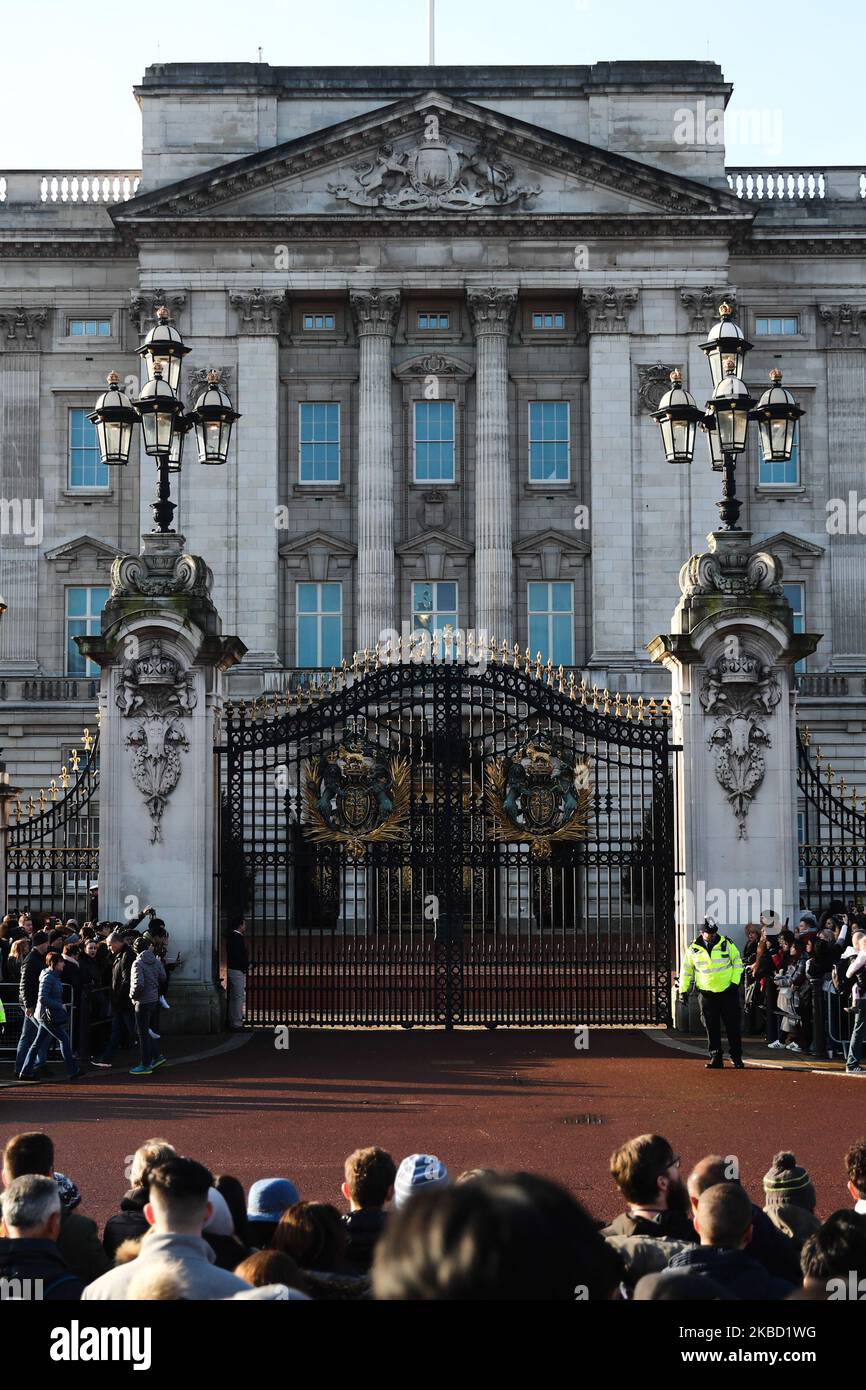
[
  {"xmin": 320, "ymin": 616, "xmax": 342, "ymax": 666},
  {"xmin": 551, "ymin": 582, "xmax": 573, "ymax": 612},
  {"xmin": 66, "ymin": 588, "xmax": 87, "ymax": 618},
  {"xmin": 319, "ymin": 583, "xmax": 342, "ymax": 613},
  {"xmin": 298, "ymin": 616, "xmax": 318, "ymax": 667},
  {"xmin": 527, "ymin": 583, "xmax": 545, "ymax": 614},
  {"xmin": 297, "ymin": 583, "xmax": 317, "ymax": 614},
  {"xmin": 551, "ymin": 614, "xmax": 574, "ymax": 665},
  {"xmin": 528, "ymin": 614, "xmax": 547, "ymax": 660},
  {"xmin": 437, "ymin": 582, "xmax": 457, "ymax": 609}
]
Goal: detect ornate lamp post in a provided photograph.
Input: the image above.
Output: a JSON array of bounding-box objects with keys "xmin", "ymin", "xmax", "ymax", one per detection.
[
  {"xmin": 652, "ymin": 302, "xmax": 804, "ymax": 530},
  {"xmin": 89, "ymin": 307, "xmax": 240, "ymax": 533}
]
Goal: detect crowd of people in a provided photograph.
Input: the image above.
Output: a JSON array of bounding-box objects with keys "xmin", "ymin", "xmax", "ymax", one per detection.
[
  {"xmin": 0, "ymin": 906, "xmax": 182, "ymax": 1080},
  {"xmin": 1, "ymin": 1128, "xmax": 866, "ymax": 1300},
  {"xmin": 742, "ymin": 902, "xmax": 866, "ymax": 1071}
]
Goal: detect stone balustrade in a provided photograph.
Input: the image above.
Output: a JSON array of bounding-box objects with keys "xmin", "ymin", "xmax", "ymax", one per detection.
[
  {"xmin": 725, "ymin": 167, "xmax": 866, "ymax": 201},
  {"xmin": 0, "ymin": 676, "xmax": 99, "ymax": 703},
  {"xmin": 0, "ymin": 171, "xmax": 141, "ymax": 205}
]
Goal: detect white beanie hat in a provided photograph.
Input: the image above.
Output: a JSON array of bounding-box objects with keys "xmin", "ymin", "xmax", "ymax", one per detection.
[
  {"xmin": 393, "ymin": 1154, "xmax": 450, "ymax": 1210},
  {"xmin": 203, "ymin": 1186, "xmax": 234, "ymax": 1237}
]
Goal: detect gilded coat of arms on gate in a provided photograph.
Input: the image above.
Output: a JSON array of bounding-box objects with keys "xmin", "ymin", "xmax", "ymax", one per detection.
[
  {"xmin": 302, "ymin": 736, "xmax": 410, "ymax": 859},
  {"xmin": 485, "ymin": 738, "xmax": 592, "ymax": 860}
]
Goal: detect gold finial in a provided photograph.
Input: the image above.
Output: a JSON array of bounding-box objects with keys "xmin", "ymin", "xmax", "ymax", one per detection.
[
  {"xmin": 637, "ymin": 696, "xmax": 645, "ymax": 723},
  {"xmin": 82, "ymin": 727, "xmax": 93, "ymax": 753},
  {"xmin": 769, "ymin": 367, "xmax": 783, "ymax": 383},
  {"xmin": 801, "ymin": 724, "xmax": 812, "ymax": 746},
  {"xmin": 329, "ymin": 666, "xmax": 337, "ymax": 692},
  {"xmin": 226, "ymin": 699, "xmax": 234, "ymax": 719},
  {"xmin": 38, "ymin": 788, "xmax": 46, "ymax": 812},
  {"xmin": 397, "ymin": 636, "xmax": 404, "ymax": 664},
  {"xmin": 363, "ymin": 648, "xmax": 371, "ymax": 672},
  {"xmin": 70, "ymin": 748, "xmax": 80, "ymax": 774},
  {"xmin": 27, "ymin": 795, "xmax": 34, "ymax": 819},
  {"xmin": 603, "ymin": 688, "xmax": 611, "ymax": 715},
  {"xmin": 840, "ymin": 776, "xmax": 847, "ymax": 799},
  {"xmin": 669, "ymin": 368, "xmax": 682, "ymax": 383},
  {"xmin": 352, "ymin": 651, "xmax": 360, "ymax": 676},
  {"xmin": 513, "ymin": 643, "xmax": 521, "ymax": 669},
  {"xmin": 489, "ymin": 636, "xmax": 498, "ymax": 663},
  {"xmin": 95, "ymin": 706, "xmax": 102, "ymax": 726},
  {"xmin": 718, "ymin": 301, "xmax": 733, "ymax": 318},
  {"xmin": 524, "ymin": 646, "xmax": 532, "ymax": 675},
  {"xmin": 533, "ymin": 651, "xmax": 541, "ymax": 681},
  {"xmin": 206, "ymin": 369, "xmax": 220, "ymax": 386},
  {"xmin": 568, "ymin": 672, "xmax": 577, "ymax": 700},
  {"xmin": 592, "ymin": 684, "xmax": 600, "ymax": 712},
  {"xmin": 60, "ymin": 765, "xmax": 69, "ymax": 789},
  {"xmin": 156, "ymin": 304, "xmax": 170, "ymax": 321},
  {"xmin": 827, "ymin": 763, "xmax": 835, "ymax": 784},
  {"xmin": 374, "ymin": 642, "xmax": 382, "ymax": 670},
  {"xmin": 614, "ymin": 690, "xmax": 622, "ymax": 717},
  {"xmin": 815, "ymin": 746, "xmax": 823, "ymax": 765},
  {"xmin": 626, "ymin": 695, "xmax": 634, "ymax": 721},
  {"xmin": 49, "ymin": 779, "xmax": 58, "ymax": 801},
  {"xmin": 648, "ymin": 698, "xmax": 658, "ymax": 722},
  {"xmin": 341, "ymin": 658, "xmax": 349, "ymax": 684},
  {"xmin": 106, "ymin": 370, "xmax": 120, "ymax": 387},
  {"xmin": 502, "ymin": 640, "xmax": 510, "ymax": 665},
  {"xmin": 579, "ymin": 679, "xmax": 588, "ymax": 707},
  {"xmin": 557, "ymin": 664, "xmax": 566, "ymax": 694},
  {"xmin": 13, "ymin": 796, "xmax": 21, "ymax": 824},
  {"xmin": 661, "ymin": 697, "xmax": 671, "ymax": 719},
  {"xmin": 851, "ymin": 785, "xmax": 859, "ymax": 810},
  {"xmin": 723, "ymin": 356, "xmax": 737, "ymax": 374},
  {"xmin": 546, "ymin": 659, "xmax": 554, "ymax": 687}
]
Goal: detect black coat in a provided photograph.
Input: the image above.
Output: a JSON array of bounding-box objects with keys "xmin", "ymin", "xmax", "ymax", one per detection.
[
  {"xmin": 18, "ymin": 948, "xmax": 45, "ymax": 1011},
  {"xmin": 226, "ymin": 931, "xmax": 249, "ymax": 973},
  {"xmin": 342, "ymin": 1208, "xmax": 388, "ymax": 1273},
  {"xmin": 110, "ymin": 945, "xmax": 136, "ymax": 1011},
  {"xmin": 747, "ymin": 1204, "xmax": 803, "ymax": 1284},
  {"xmin": 0, "ymin": 1237, "xmax": 84, "ymax": 1300},
  {"xmin": 667, "ymin": 1245, "xmax": 794, "ymax": 1300},
  {"xmin": 102, "ymin": 1187, "xmax": 149, "ymax": 1259}
]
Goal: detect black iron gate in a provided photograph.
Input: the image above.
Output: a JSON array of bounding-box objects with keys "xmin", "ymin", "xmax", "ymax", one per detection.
[
  {"xmin": 217, "ymin": 656, "xmax": 677, "ymax": 1027},
  {"xmin": 797, "ymin": 725, "xmax": 866, "ymax": 909}
]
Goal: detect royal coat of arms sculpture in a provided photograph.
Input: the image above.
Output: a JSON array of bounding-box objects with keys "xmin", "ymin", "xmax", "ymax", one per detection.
[
  {"xmin": 302, "ymin": 736, "xmax": 410, "ymax": 860},
  {"xmin": 484, "ymin": 738, "xmax": 592, "ymax": 860}
]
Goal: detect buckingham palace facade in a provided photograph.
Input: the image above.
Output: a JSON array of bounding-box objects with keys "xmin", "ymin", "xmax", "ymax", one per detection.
[{"xmin": 1, "ymin": 60, "xmax": 865, "ymax": 792}]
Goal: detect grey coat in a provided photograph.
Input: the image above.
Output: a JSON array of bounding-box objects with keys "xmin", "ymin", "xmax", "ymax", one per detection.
[
  {"xmin": 129, "ymin": 948, "xmax": 166, "ymax": 1009},
  {"xmin": 81, "ymin": 1233, "xmax": 251, "ymax": 1300}
]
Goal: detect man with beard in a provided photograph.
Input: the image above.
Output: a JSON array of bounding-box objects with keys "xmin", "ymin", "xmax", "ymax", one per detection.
[{"xmin": 603, "ymin": 1134, "xmax": 697, "ymax": 1243}]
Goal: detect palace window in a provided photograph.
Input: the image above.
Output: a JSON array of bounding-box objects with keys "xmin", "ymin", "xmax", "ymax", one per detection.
[
  {"xmin": 759, "ymin": 421, "xmax": 799, "ymax": 487},
  {"xmin": 69, "ymin": 408, "xmax": 109, "ymax": 490},
  {"xmin": 297, "ymin": 582, "xmax": 342, "ymax": 668},
  {"xmin": 755, "ymin": 316, "xmax": 799, "ymax": 336},
  {"xmin": 528, "ymin": 402, "xmax": 570, "ymax": 483},
  {"xmin": 783, "ymin": 581, "xmax": 807, "ymax": 674},
  {"xmin": 303, "ymin": 313, "xmax": 335, "ymax": 331},
  {"xmin": 412, "ymin": 581, "xmax": 458, "ymax": 657},
  {"xmin": 527, "ymin": 582, "xmax": 574, "ymax": 667},
  {"xmin": 414, "ymin": 400, "xmax": 455, "ymax": 483},
  {"xmin": 67, "ymin": 318, "xmax": 111, "ymax": 337},
  {"xmin": 418, "ymin": 312, "xmax": 450, "ymax": 330},
  {"xmin": 66, "ymin": 586, "xmax": 109, "ymax": 676},
  {"xmin": 299, "ymin": 402, "xmax": 340, "ymax": 483},
  {"xmin": 532, "ymin": 312, "xmax": 565, "ymax": 330}
]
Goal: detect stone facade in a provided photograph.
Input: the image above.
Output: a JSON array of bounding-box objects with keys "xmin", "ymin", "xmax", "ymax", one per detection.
[{"xmin": 1, "ymin": 61, "xmax": 865, "ymax": 801}]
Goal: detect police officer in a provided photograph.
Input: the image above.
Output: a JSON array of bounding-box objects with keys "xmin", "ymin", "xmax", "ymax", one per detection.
[{"xmin": 679, "ymin": 916, "xmax": 745, "ymax": 1069}]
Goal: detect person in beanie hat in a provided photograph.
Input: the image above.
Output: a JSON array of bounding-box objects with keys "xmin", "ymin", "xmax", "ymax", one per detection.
[
  {"xmin": 246, "ymin": 1178, "xmax": 301, "ymax": 1250},
  {"xmin": 762, "ymin": 1151, "xmax": 821, "ymax": 1248},
  {"xmin": 393, "ymin": 1154, "xmax": 450, "ymax": 1210}
]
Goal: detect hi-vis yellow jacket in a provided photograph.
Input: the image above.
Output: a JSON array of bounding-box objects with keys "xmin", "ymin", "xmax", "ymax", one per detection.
[{"xmin": 679, "ymin": 936, "xmax": 744, "ymax": 995}]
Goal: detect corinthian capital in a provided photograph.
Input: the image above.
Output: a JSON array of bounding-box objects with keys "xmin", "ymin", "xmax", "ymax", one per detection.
[
  {"xmin": 0, "ymin": 306, "xmax": 50, "ymax": 351},
  {"xmin": 229, "ymin": 288, "xmax": 287, "ymax": 335},
  {"xmin": 349, "ymin": 289, "xmax": 401, "ymax": 337},
  {"xmin": 466, "ymin": 287, "xmax": 518, "ymax": 336},
  {"xmin": 582, "ymin": 287, "xmax": 640, "ymax": 333},
  {"xmin": 818, "ymin": 303, "xmax": 866, "ymax": 347}
]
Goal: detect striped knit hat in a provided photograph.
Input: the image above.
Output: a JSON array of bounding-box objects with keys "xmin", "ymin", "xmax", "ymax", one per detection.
[
  {"xmin": 762, "ymin": 1152, "xmax": 816, "ymax": 1212},
  {"xmin": 394, "ymin": 1154, "xmax": 450, "ymax": 1209}
]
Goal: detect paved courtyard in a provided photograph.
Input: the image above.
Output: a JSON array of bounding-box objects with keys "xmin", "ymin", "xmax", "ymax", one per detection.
[{"xmin": 2, "ymin": 1028, "xmax": 863, "ymax": 1233}]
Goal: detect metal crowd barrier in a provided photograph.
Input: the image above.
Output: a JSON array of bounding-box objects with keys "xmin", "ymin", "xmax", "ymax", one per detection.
[{"xmin": 0, "ymin": 983, "xmax": 112, "ymax": 1072}]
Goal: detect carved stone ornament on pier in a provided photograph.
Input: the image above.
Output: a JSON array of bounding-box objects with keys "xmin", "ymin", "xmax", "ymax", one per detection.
[
  {"xmin": 116, "ymin": 639, "xmax": 198, "ymax": 845},
  {"xmin": 582, "ymin": 287, "xmax": 639, "ymax": 333},
  {"xmin": 700, "ymin": 651, "xmax": 781, "ymax": 840},
  {"xmin": 680, "ymin": 287, "xmax": 738, "ymax": 334},
  {"xmin": 329, "ymin": 125, "xmax": 540, "ymax": 211},
  {"xmin": 637, "ymin": 363, "xmax": 678, "ymax": 414},
  {"xmin": 110, "ymin": 535, "xmax": 213, "ymax": 600},
  {"xmin": 0, "ymin": 306, "xmax": 49, "ymax": 349},
  {"xmin": 229, "ymin": 288, "xmax": 287, "ymax": 334},
  {"xmin": 678, "ymin": 545, "xmax": 784, "ymax": 599},
  {"xmin": 129, "ymin": 290, "xmax": 187, "ymax": 335}
]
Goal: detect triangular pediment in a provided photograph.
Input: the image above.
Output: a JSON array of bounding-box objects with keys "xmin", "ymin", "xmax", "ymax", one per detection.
[
  {"xmin": 278, "ymin": 529, "xmax": 356, "ymax": 559},
  {"xmin": 514, "ymin": 528, "xmax": 590, "ymax": 557},
  {"xmin": 115, "ymin": 92, "xmax": 746, "ymax": 231},
  {"xmin": 753, "ymin": 531, "xmax": 824, "ymax": 558},
  {"xmin": 44, "ymin": 534, "xmax": 119, "ymax": 566},
  {"xmin": 396, "ymin": 527, "xmax": 473, "ymax": 557}
]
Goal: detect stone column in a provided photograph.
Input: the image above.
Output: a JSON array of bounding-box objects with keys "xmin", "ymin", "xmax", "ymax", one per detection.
[
  {"xmin": 80, "ymin": 532, "xmax": 245, "ymax": 1033},
  {"xmin": 350, "ymin": 289, "xmax": 401, "ymax": 651},
  {"xmin": 818, "ymin": 304, "xmax": 866, "ymax": 667},
  {"xmin": 228, "ymin": 289, "xmax": 285, "ymax": 666},
  {"xmin": 584, "ymin": 287, "xmax": 639, "ymax": 666},
  {"xmin": 648, "ymin": 530, "xmax": 820, "ymax": 1012},
  {"xmin": 467, "ymin": 287, "xmax": 517, "ymax": 645},
  {"xmin": 0, "ymin": 308, "xmax": 48, "ymax": 673}
]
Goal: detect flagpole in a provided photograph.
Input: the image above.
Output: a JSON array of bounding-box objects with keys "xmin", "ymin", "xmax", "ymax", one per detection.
[{"xmin": 428, "ymin": 0, "xmax": 435, "ymax": 64}]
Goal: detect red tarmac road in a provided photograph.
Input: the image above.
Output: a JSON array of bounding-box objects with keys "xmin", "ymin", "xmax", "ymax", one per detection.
[{"xmin": 2, "ymin": 1029, "xmax": 863, "ymax": 1232}]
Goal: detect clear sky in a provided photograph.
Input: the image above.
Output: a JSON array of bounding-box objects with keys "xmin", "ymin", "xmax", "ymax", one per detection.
[{"xmin": 1, "ymin": 0, "xmax": 862, "ymax": 169}]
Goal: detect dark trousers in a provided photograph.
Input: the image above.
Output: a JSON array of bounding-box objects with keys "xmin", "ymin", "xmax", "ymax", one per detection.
[
  {"xmin": 134, "ymin": 1003, "xmax": 158, "ymax": 1068},
  {"xmin": 699, "ymin": 985, "xmax": 743, "ymax": 1063},
  {"xmin": 100, "ymin": 1006, "xmax": 135, "ymax": 1062}
]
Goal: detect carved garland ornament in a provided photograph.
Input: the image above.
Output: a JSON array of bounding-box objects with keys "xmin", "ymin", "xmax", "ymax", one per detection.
[
  {"xmin": 485, "ymin": 738, "xmax": 592, "ymax": 860},
  {"xmin": 699, "ymin": 653, "xmax": 781, "ymax": 840},
  {"xmin": 116, "ymin": 640, "xmax": 197, "ymax": 844}
]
